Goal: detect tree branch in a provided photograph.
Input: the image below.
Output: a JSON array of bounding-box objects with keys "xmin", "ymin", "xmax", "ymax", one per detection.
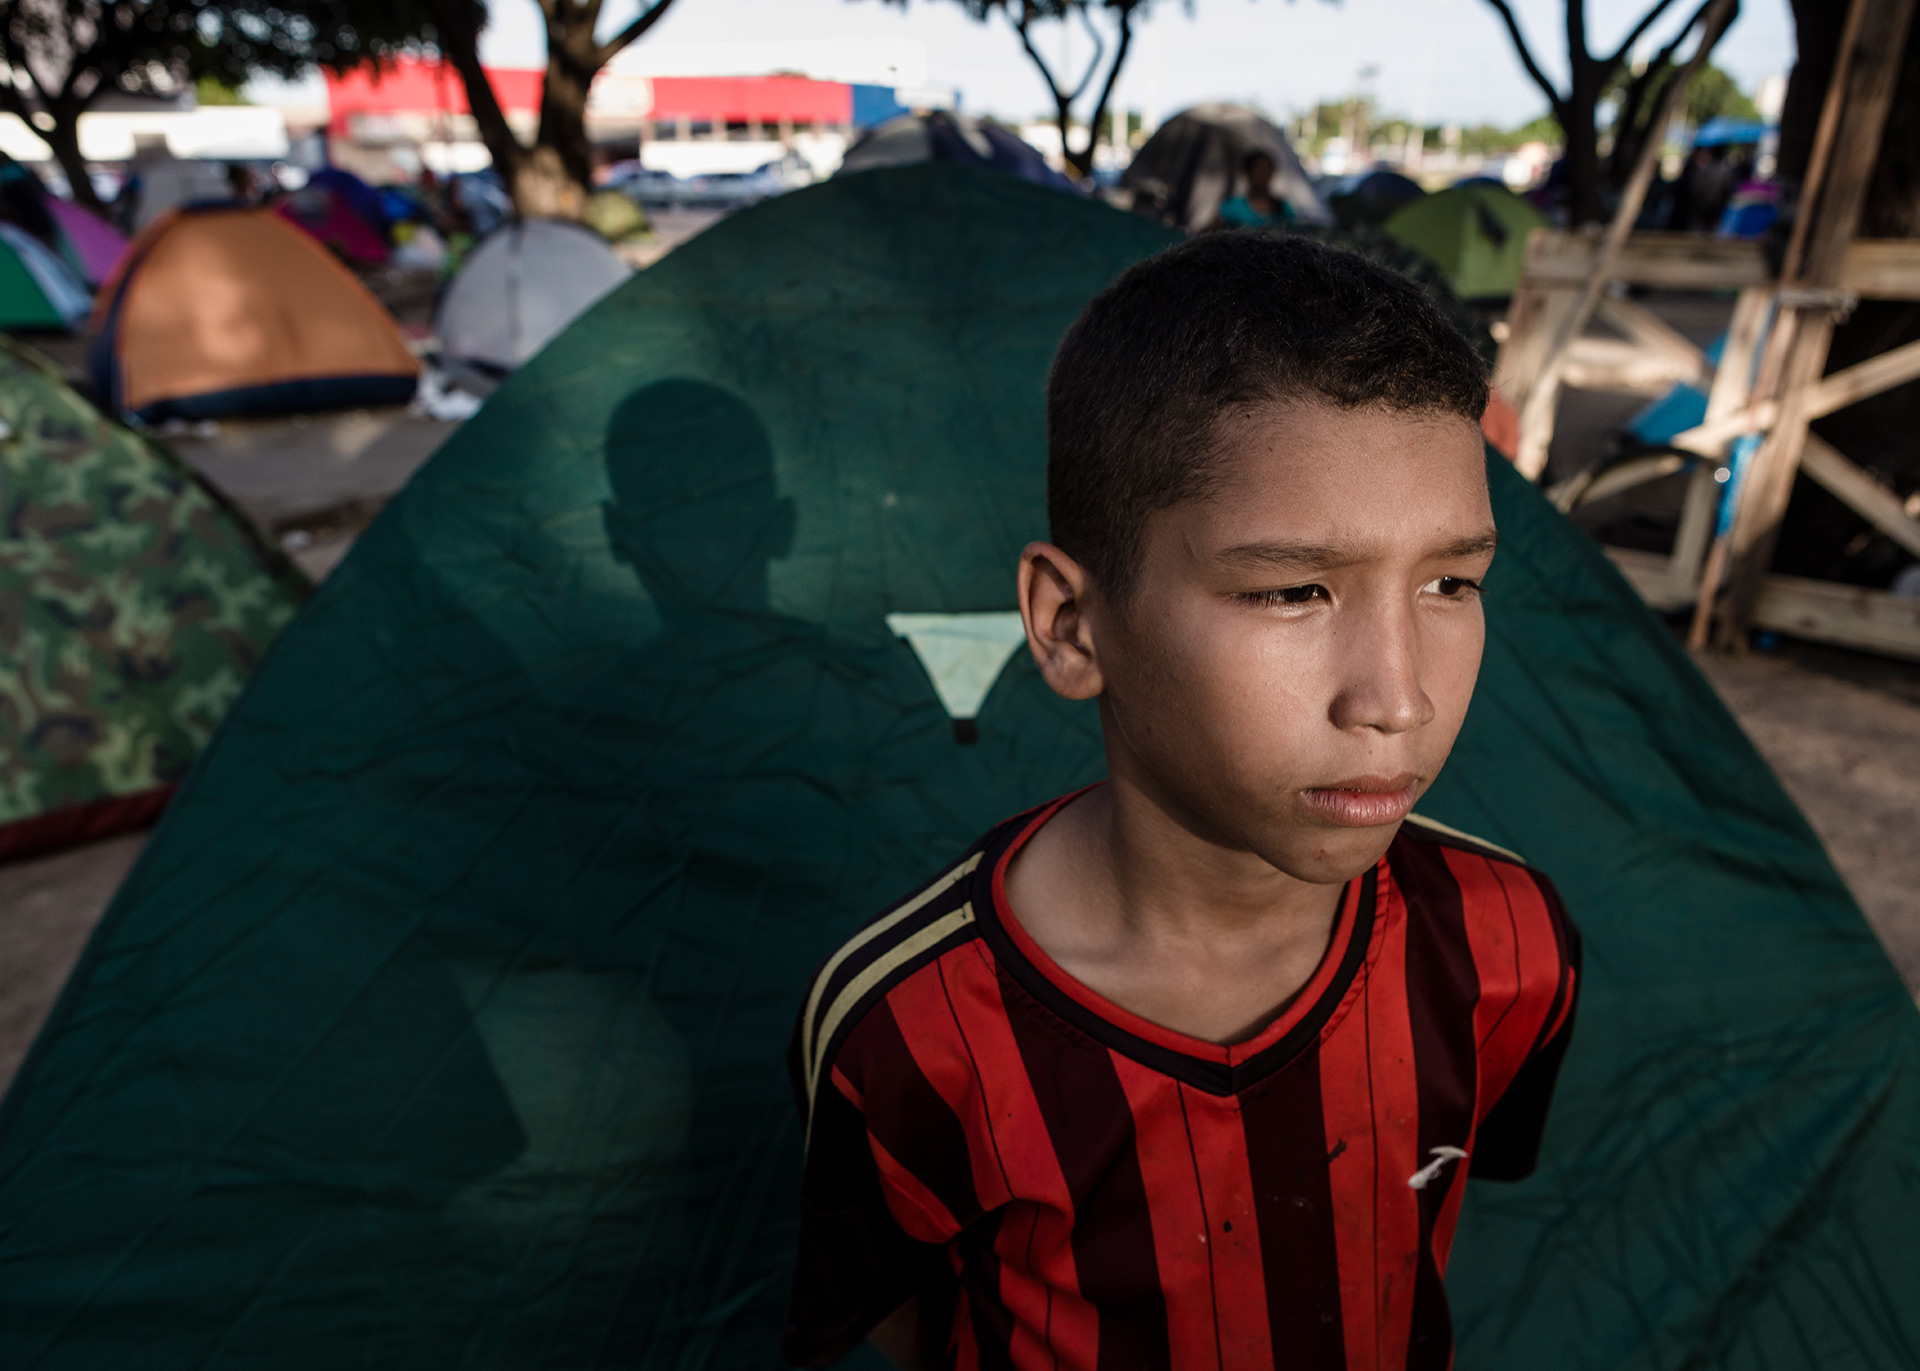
[
  {"xmin": 1605, "ymin": 0, "xmax": 1684, "ymax": 68},
  {"xmin": 598, "ymin": 0, "xmax": 680, "ymax": 63},
  {"xmin": 1065, "ymin": 4, "xmax": 1105, "ymax": 105},
  {"xmin": 1481, "ymin": 0, "xmax": 1567, "ymax": 112},
  {"xmin": 1075, "ymin": 3, "xmax": 1134, "ymax": 168},
  {"xmin": 1568, "ymin": 0, "xmax": 1589, "ymax": 65},
  {"xmin": 1010, "ymin": 8, "xmax": 1069, "ymax": 108}
]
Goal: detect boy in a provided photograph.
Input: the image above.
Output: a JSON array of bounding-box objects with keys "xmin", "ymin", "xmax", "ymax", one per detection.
[{"xmin": 784, "ymin": 233, "xmax": 1579, "ymax": 1370}]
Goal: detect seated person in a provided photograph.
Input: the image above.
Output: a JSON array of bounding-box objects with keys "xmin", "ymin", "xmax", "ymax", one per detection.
[
  {"xmin": 1217, "ymin": 149, "xmax": 1293, "ymax": 226},
  {"xmin": 783, "ymin": 232, "xmax": 1581, "ymax": 1371}
]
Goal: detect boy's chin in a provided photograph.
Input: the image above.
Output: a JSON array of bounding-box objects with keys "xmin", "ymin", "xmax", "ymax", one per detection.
[{"xmin": 1263, "ymin": 821, "xmax": 1405, "ymax": 887}]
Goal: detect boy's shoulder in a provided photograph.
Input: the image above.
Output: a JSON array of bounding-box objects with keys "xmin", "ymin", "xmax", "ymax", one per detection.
[
  {"xmin": 793, "ymin": 820, "xmax": 1010, "ymax": 1111},
  {"xmin": 1397, "ymin": 811, "xmax": 1531, "ymax": 869},
  {"xmin": 1393, "ymin": 811, "xmax": 1577, "ymax": 942}
]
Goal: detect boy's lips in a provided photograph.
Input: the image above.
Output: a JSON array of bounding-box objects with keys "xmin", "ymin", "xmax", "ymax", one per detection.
[{"xmin": 1297, "ymin": 774, "xmax": 1421, "ymax": 828}]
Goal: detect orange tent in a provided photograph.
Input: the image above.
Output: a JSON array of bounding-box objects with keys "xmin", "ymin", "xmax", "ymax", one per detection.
[{"xmin": 89, "ymin": 205, "xmax": 418, "ymax": 421}]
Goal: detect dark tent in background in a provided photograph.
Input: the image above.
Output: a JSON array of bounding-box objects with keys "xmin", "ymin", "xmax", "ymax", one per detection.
[
  {"xmin": 276, "ymin": 184, "xmax": 391, "ymax": 267},
  {"xmin": 90, "ymin": 205, "xmax": 418, "ymax": 422},
  {"xmin": 1326, "ymin": 168, "xmax": 1427, "ymax": 228},
  {"xmin": 1384, "ymin": 181, "xmax": 1548, "ymax": 301},
  {"xmin": 0, "ymin": 338, "xmax": 303, "ymax": 861},
  {"xmin": 1122, "ymin": 103, "xmax": 1328, "ymax": 229},
  {"xmin": 2, "ymin": 166, "xmax": 1917, "ymax": 1369},
  {"xmin": 836, "ymin": 110, "xmax": 1078, "ymax": 192}
]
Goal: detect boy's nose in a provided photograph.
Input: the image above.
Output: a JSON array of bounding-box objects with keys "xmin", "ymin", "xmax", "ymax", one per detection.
[{"xmin": 1326, "ymin": 607, "xmax": 1435, "ymax": 735}]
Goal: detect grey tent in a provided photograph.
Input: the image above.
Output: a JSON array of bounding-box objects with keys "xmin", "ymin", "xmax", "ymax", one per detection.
[
  {"xmin": 435, "ymin": 218, "xmax": 633, "ymax": 375},
  {"xmin": 837, "ymin": 112, "xmax": 1076, "ymax": 193},
  {"xmin": 1123, "ymin": 103, "xmax": 1328, "ymax": 229}
]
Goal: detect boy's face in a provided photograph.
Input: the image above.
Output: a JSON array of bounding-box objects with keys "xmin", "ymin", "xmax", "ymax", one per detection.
[{"xmin": 1030, "ymin": 400, "xmax": 1495, "ymax": 885}]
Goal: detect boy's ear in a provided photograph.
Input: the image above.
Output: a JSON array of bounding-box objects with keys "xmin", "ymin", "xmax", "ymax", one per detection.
[{"xmin": 1017, "ymin": 540, "xmax": 1104, "ymax": 701}]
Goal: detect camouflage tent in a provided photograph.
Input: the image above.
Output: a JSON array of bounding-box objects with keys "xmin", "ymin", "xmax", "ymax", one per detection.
[{"xmin": 0, "ymin": 339, "xmax": 305, "ymax": 859}]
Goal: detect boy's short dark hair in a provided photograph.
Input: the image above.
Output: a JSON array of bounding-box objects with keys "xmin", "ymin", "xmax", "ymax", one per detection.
[{"xmin": 1047, "ymin": 231, "xmax": 1491, "ymax": 599}]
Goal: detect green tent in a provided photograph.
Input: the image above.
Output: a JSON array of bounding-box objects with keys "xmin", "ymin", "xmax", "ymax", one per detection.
[
  {"xmin": 1384, "ymin": 181, "xmax": 1549, "ymax": 301},
  {"xmin": 0, "ymin": 166, "xmax": 1914, "ymax": 1368},
  {"xmin": 0, "ymin": 223, "xmax": 91, "ymax": 331},
  {"xmin": 0, "ymin": 338, "xmax": 303, "ymax": 859}
]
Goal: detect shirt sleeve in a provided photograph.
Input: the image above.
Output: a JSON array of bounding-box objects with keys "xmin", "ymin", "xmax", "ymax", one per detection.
[
  {"xmin": 1470, "ymin": 887, "xmax": 1582, "ymax": 1182},
  {"xmin": 780, "ymin": 1016, "xmax": 955, "ymax": 1367}
]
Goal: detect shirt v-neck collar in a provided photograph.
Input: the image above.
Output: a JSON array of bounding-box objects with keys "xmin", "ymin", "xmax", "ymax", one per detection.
[{"xmin": 969, "ymin": 790, "xmax": 1382, "ymax": 1097}]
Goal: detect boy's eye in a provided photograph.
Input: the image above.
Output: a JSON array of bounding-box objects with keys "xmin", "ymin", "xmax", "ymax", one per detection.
[
  {"xmin": 1422, "ymin": 576, "xmax": 1481, "ymax": 598},
  {"xmin": 1243, "ymin": 584, "xmax": 1328, "ymax": 607}
]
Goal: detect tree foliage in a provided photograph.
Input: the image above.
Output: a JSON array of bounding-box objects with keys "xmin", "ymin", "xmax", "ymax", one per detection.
[{"xmin": 0, "ymin": 1, "xmax": 421, "ymax": 211}]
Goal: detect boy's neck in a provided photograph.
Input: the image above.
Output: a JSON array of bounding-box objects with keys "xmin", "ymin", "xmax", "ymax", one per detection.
[{"xmin": 1003, "ymin": 768, "xmax": 1350, "ymax": 1045}]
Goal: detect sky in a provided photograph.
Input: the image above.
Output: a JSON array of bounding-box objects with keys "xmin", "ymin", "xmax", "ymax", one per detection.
[{"xmin": 475, "ymin": 0, "xmax": 1798, "ymax": 130}]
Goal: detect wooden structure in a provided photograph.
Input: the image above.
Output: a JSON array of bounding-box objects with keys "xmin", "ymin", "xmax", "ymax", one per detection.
[{"xmin": 1495, "ymin": 0, "xmax": 1920, "ymax": 662}]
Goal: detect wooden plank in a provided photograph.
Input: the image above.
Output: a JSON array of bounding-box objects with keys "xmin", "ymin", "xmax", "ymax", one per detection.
[
  {"xmin": 1837, "ymin": 239, "xmax": 1920, "ymax": 298},
  {"xmin": 1518, "ymin": 234, "xmax": 1920, "ymax": 299},
  {"xmin": 1751, "ymin": 572, "xmax": 1920, "ymax": 660},
  {"xmin": 1519, "ymin": 231, "xmax": 1769, "ymax": 290},
  {"xmin": 1717, "ymin": 0, "xmax": 1920, "ymax": 645},
  {"xmin": 1799, "ymin": 433, "xmax": 1920, "ymax": 559},
  {"xmin": 1494, "ymin": 280, "xmax": 1576, "ymax": 410},
  {"xmin": 1560, "ymin": 336, "xmax": 1704, "ymax": 393},
  {"xmin": 1605, "ymin": 545, "xmax": 1693, "ymax": 611},
  {"xmin": 1605, "ymin": 546, "xmax": 1920, "ymax": 661},
  {"xmin": 1511, "ymin": 0, "xmax": 1739, "ymax": 481},
  {"xmin": 1809, "ymin": 335, "xmax": 1920, "ymax": 415},
  {"xmin": 1595, "ymin": 294, "xmax": 1715, "ymax": 387}
]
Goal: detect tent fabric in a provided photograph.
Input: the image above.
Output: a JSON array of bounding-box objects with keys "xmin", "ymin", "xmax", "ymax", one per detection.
[
  {"xmin": 1, "ymin": 165, "xmax": 1916, "ymax": 1369},
  {"xmin": 276, "ymin": 186, "xmax": 391, "ymax": 267},
  {"xmin": 0, "ymin": 223, "xmax": 89, "ymax": 330},
  {"xmin": 836, "ymin": 111, "xmax": 1077, "ymax": 192},
  {"xmin": 435, "ymin": 218, "xmax": 634, "ymax": 373},
  {"xmin": 43, "ymin": 196, "xmax": 127, "ymax": 287},
  {"xmin": 1384, "ymin": 181, "xmax": 1549, "ymax": 300},
  {"xmin": 0, "ymin": 336, "xmax": 304, "ymax": 863},
  {"xmin": 1327, "ymin": 168, "xmax": 1427, "ymax": 227},
  {"xmin": 1122, "ymin": 103, "xmax": 1329, "ymax": 229},
  {"xmin": 307, "ymin": 167, "xmax": 391, "ymax": 235},
  {"xmin": 89, "ymin": 205, "xmax": 418, "ymax": 422}
]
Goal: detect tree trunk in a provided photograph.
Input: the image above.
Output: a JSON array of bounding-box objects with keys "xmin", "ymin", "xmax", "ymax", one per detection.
[
  {"xmin": 1561, "ymin": 93, "xmax": 1605, "ymax": 224},
  {"xmin": 39, "ymin": 105, "xmax": 105, "ymax": 216},
  {"xmin": 530, "ymin": 20, "xmax": 600, "ymax": 220},
  {"xmin": 431, "ymin": 0, "xmax": 530, "ymax": 205}
]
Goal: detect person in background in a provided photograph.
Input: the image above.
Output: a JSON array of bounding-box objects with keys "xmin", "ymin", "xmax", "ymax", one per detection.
[{"xmin": 1216, "ymin": 148, "xmax": 1292, "ymax": 227}]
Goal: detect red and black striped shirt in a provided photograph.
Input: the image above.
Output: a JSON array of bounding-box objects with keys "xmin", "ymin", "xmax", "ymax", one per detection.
[{"xmin": 785, "ymin": 793, "xmax": 1580, "ymax": 1370}]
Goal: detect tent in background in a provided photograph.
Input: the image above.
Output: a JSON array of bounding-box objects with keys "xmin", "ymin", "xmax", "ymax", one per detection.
[
  {"xmin": 836, "ymin": 110, "xmax": 1077, "ymax": 192},
  {"xmin": 306, "ymin": 167, "xmax": 391, "ymax": 237},
  {"xmin": 275, "ymin": 185, "xmax": 390, "ymax": 267},
  {"xmin": 1327, "ymin": 168, "xmax": 1427, "ymax": 228},
  {"xmin": 0, "ymin": 224, "xmax": 89, "ymax": 330},
  {"xmin": 2, "ymin": 165, "xmax": 1917, "ymax": 1369},
  {"xmin": 1384, "ymin": 180, "xmax": 1548, "ymax": 300},
  {"xmin": 435, "ymin": 218, "xmax": 633, "ymax": 375},
  {"xmin": 43, "ymin": 197, "xmax": 126, "ymax": 287},
  {"xmin": 1122, "ymin": 103, "xmax": 1328, "ymax": 229},
  {"xmin": 89, "ymin": 205, "xmax": 418, "ymax": 422},
  {"xmin": 0, "ymin": 338, "xmax": 303, "ymax": 861}
]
